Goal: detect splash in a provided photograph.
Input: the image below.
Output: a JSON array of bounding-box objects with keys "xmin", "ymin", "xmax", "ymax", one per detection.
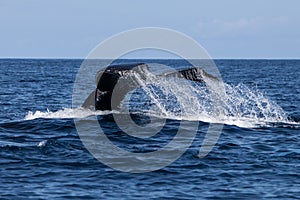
[
  {"xmin": 24, "ymin": 107, "xmax": 113, "ymax": 120},
  {"xmin": 24, "ymin": 67, "xmax": 297, "ymax": 128},
  {"xmin": 123, "ymin": 68, "xmax": 295, "ymax": 128}
]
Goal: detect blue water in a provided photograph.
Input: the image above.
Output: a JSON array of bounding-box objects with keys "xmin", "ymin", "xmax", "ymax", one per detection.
[{"xmin": 0, "ymin": 59, "xmax": 299, "ymax": 199}]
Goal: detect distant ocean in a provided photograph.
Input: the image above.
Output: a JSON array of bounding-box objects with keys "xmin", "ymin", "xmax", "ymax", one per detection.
[{"xmin": 0, "ymin": 59, "xmax": 299, "ymax": 199}]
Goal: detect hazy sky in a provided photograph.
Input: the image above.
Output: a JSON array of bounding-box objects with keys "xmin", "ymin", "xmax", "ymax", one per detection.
[{"xmin": 1, "ymin": 0, "xmax": 300, "ymax": 58}]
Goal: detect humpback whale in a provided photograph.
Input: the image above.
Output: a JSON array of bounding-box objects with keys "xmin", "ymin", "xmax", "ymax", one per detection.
[{"xmin": 82, "ymin": 63, "xmax": 216, "ymax": 111}]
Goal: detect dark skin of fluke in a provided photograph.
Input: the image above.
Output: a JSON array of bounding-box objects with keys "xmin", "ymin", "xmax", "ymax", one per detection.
[{"xmin": 82, "ymin": 63, "xmax": 217, "ymax": 111}]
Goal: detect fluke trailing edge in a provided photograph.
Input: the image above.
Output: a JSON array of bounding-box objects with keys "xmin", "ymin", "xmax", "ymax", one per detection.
[{"xmin": 82, "ymin": 63, "xmax": 217, "ymax": 111}]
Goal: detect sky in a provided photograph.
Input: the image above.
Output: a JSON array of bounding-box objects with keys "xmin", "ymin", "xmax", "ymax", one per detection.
[{"xmin": 0, "ymin": 0, "xmax": 300, "ymax": 59}]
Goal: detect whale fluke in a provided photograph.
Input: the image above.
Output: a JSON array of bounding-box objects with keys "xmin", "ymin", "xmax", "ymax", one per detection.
[{"xmin": 82, "ymin": 63, "xmax": 217, "ymax": 111}]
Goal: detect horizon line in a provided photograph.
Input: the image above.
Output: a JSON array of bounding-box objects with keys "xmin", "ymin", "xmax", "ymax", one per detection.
[{"xmin": 1, "ymin": 57, "xmax": 300, "ymax": 60}]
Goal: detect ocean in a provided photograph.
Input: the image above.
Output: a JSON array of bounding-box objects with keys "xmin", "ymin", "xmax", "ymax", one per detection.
[{"xmin": 0, "ymin": 59, "xmax": 299, "ymax": 199}]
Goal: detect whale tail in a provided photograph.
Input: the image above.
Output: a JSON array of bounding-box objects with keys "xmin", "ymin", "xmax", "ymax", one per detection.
[{"xmin": 82, "ymin": 63, "xmax": 218, "ymax": 111}]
